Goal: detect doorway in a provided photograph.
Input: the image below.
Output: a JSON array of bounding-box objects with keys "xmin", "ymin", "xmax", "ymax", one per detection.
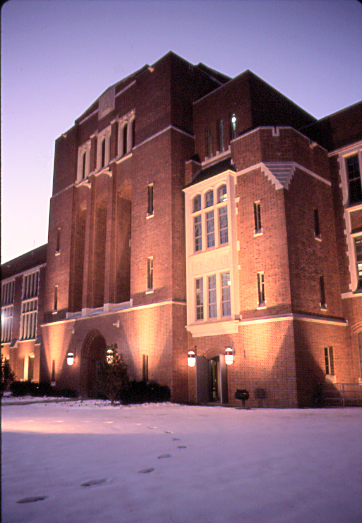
[
  {"xmin": 80, "ymin": 330, "xmax": 107, "ymax": 397},
  {"xmin": 209, "ymin": 357, "xmax": 220, "ymax": 402}
]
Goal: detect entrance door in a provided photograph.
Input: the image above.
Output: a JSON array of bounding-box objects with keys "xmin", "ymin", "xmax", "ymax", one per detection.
[
  {"xmin": 209, "ymin": 357, "xmax": 220, "ymax": 402},
  {"xmin": 80, "ymin": 330, "xmax": 106, "ymax": 398}
]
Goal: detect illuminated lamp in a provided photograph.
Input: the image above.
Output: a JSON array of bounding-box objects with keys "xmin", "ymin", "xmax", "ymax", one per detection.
[
  {"xmin": 67, "ymin": 351, "xmax": 75, "ymax": 366},
  {"xmin": 188, "ymin": 350, "xmax": 196, "ymax": 367},
  {"xmin": 225, "ymin": 347, "xmax": 234, "ymax": 365},
  {"xmin": 106, "ymin": 348, "xmax": 114, "ymax": 364}
]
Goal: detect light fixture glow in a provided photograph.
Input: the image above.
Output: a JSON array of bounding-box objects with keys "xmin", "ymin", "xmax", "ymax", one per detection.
[
  {"xmin": 67, "ymin": 352, "xmax": 74, "ymax": 366},
  {"xmin": 188, "ymin": 350, "xmax": 196, "ymax": 367},
  {"xmin": 225, "ymin": 347, "xmax": 234, "ymax": 365}
]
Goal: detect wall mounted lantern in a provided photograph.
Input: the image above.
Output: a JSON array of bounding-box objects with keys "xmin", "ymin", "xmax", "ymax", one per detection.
[
  {"xmin": 106, "ymin": 348, "xmax": 114, "ymax": 364},
  {"xmin": 67, "ymin": 350, "xmax": 75, "ymax": 366},
  {"xmin": 188, "ymin": 349, "xmax": 196, "ymax": 367},
  {"xmin": 225, "ymin": 346, "xmax": 234, "ymax": 365}
]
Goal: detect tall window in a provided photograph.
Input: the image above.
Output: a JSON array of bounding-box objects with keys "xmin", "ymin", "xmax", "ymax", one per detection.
[
  {"xmin": 254, "ymin": 202, "xmax": 262, "ymax": 233},
  {"xmin": 219, "ymin": 206, "xmax": 228, "ymax": 244},
  {"xmin": 194, "ymin": 215, "xmax": 202, "ymax": 251},
  {"xmin": 101, "ymin": 138, "xmax": 106, "ymax": 168},
  {"xmin": 194, "ymin": 195, "xmax": 201, "ymax": 212},
  {"xmin": 208, "ymin": 275, "xmax": 217, "ymax": 318},
  {"xmin": 221, "ymin": 272, "xmax": 231, "ymax": 316},
  {"xmin": 355, "ymin": 237, "xmax": 362, "ymax": 289},
  {"xmin": 56, "ymin": 227, "xmax": 61, "ymax": 254},
  {"xmin": 346, "ymin": 154, "xmax": 362, "ymax": 204},
  {"xmin": 21, "ymin": 271, "xmax": 39, "ymax": 340},
  {"xmin": 324, "ymin": 346, "xmax": 335, "ymax": 376},
  {"xmin": 218, "ymin": 120, "xmax": 224, "ymax": 153},
  {"xmin": 147, "ymin": 184, "xmax": 154, "ymax": 215},
  {"xmin": 147, "ymin": 257, "xmax": 153, "ymax": 291},
  {"xmin": 82, "ymin": 151, "xmax": 86, "ymax": 179},
  {"xmin": 54, "ymin": 285, "xmax": 58, "ymax": 312},
  {"xmin": 218, "ymin": 184, "xmax": 227, "ymax": 203},
  {"xmin": 320, "ymin": 276, "xmax": 326, "ymax": 309},
  {"xmin": 196, "ymin": 278, "xmax": 204, "ymax": 320},
  {"xmin": 231, "ymin": 113, "xmax": 237, "ymax": 140},
  {"xmin": 205, "ymin": 190, "xmax": 214, "ymax": 208},
  {"xmin": 314, "ymin": 209, "xmax": 321, "ymax": 239},
  {"xmin": 205, "ymin": 129, "xmax": 212, "ymax": 158},
  {"xmin": 1, "ymin": 280, "xmax": 15, "ymax": 343},
  {"xmin": 206, "ymin": 211, "xmax": 215, "ymax": 248},
  {"xmin": 123, "ymin": 123, "xmax": 128, "ymax": 156},
  {"xmin": 257, "ymin": 272, "xmax": 265, "ymax": 306},
  {"xmin": 358, "ymin": 332, "xmax": 362, "ymax": 379}
]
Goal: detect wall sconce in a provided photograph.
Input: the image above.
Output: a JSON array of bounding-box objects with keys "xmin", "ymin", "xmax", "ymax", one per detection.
[
  {"xmin": 67, "ymin": 350, "xmax": 75, "ymax": 366},
  {"xmin": 106, "ymin": 348, "xmax": 114, "ymax": 364},
  {"xmin": 225, "ymin": 346, "xmax": 234, "ymax": 365},
  {"xmin": 188, "ymin": 350, "xmax": 196, "ymax": 367}
]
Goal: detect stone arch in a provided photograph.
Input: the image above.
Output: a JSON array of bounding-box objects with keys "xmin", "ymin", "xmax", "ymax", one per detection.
[{"xmin": 80, "ymin": 329, "xmax": 107, "ymax": 398}]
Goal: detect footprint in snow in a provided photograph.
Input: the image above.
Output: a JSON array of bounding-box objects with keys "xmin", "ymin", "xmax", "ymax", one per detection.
[
  {"xmin": 138, "ymin": 467, "xmax": 155, "ymax": 474},
  {"xmin": 177, "ymin": 445, "xmax": 187, "ymax": 449},
  {"xmin": 81, "ymin": 478, "xmax": 108, "ymax": 487},
  {"xmin": 148, "ymin": 426, "xmax": 157, "ymax": 429},
  {"xmin": 158, "ymin": 453, "xmax": 173, "ymax": 459},
  {"xmin": 17, "ymin": 496, "xmax": 47, "ymax": 504},
  {"xmin": 172, "ymin": 437, "xmax": 181, "ymax": 441},
  {"xmin": 165, "ymin": 430, "xmax": 173, "ymax": 433}
]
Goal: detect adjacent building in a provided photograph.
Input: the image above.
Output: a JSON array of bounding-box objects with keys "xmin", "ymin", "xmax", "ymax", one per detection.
[{"xmin": 2, "ymin": 52, "xmax": 361, "ymax": 407}]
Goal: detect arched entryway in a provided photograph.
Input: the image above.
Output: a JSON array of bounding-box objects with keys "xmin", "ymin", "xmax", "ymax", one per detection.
[{"xmin": 80, "ymin": 330, "xmax": 107, "ymax": 398}]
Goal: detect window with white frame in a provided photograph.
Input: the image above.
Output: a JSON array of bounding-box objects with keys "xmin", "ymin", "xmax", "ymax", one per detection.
[
  {"xmin": 355, "ymin": 237, "xmax": 362, "ymax": 289},
  {"xmin": 76, "ymin": 140, "xmax": 91, "ymax": 182},
  {"xmin": 117, "ymin": 111, "xmax": 135, "ymax": 157},
  {"xmin": 257, "ymin": 272, "xmax": 265, "ymax": 306},
  {"xmin": 1, "ymin": 280, "xmax": 15, "ymax": 343},
  {"xmin": 319, "ymin": 276, "xmax": 327, "ymax": 309},
  {"xmin": 192, "ymin": 185, "xmax": 229, "ymax": 253},
  {"xmin": 346, "ymin": 154, "xmax": 362, "ymax": 204},
  {"xmin": 254, "ymin": 202, "xmax": 262, "ymax": 234},
  {"xmin": 208, "ymin": 275, "xmax": 217, "ymax": 318},
  {"xmin": 20, "ymin": 271, "xmax": 39, "ymax": 340},
  {"xmin": 96, "ymin": 127, "xmax": 111, "ymax": 171},
  {"xmin": 147, "ymin": 257, "xmax": 154, "ymax": 291},
  {"xmin": 221, "ymin": 272, "xmax": 231, "ymax": 316},
  {"xmin": 194, "ymin": 215, "xmax": 202, "ymax": 252},
  {"xmin": 195, "ymin": 272, "xmax": 232, "ymax": 322},
  {"xmin": 324, "ymin": 346, "xmax": 335, "ymax": 376},
  {"xmin": 196, "ymin": 278, "xmax": 204, "ymax": 320},
  {"xmin": 147, "ymin": 184, "xmax": 154, "ymax": 216},
  {"xmin": 219, "ymin": 206, "xmax": 228, "ymax": 244}
]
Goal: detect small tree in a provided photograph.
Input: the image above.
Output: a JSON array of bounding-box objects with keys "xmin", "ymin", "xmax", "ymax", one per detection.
[
  {"xmin": 1, "ymin": 354, "xmax": 16, "ymax": 397},
  {"xmin": 95, "ymin": 344, "xmax": 129, "ymax": 405}
]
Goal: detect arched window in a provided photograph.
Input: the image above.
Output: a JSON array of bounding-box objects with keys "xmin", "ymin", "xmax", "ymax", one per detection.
[
  {"xmin": 101, "ymin": 139, "xmax": 106, "ymax": 168},
  {"xmin": 193, "ymin": 195, "xmax": 201, "ymax": 212},
  {"xmin": 218, "ymin": 184, "xmax": 227, "ymax": 203},
  {"xmin": 205, "ymin": 190, "xmax": 214, "ymax": 208},
  {"xmin": 123, "ymin": 124, "xmax": 128, "ymax": 156}
]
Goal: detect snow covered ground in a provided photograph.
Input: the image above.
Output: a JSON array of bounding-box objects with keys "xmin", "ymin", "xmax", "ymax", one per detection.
[{"xmin": 2, "ymin": 399, "xmax": 362, "ymax": 523}]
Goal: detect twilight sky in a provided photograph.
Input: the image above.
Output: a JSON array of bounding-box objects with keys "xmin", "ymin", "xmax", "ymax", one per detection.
[{"xmin": 1, "ymin": 0, "xmax": 362, "ymax": 263}]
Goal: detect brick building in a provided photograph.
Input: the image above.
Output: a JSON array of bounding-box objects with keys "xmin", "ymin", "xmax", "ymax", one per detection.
[{"xmin": 2, "ymin": 52, "xmax": 361, "ymax": 407}]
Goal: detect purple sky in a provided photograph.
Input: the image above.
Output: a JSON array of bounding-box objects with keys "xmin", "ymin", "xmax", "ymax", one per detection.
[{"xmin": 1, "ymin": 0, "xmax": 362, "ymax": 263}]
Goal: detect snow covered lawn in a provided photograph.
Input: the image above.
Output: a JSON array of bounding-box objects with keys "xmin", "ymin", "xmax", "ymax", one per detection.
[{"xmin": 2, "ymin": 400, "xmax": 362, "ymax": 523}]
